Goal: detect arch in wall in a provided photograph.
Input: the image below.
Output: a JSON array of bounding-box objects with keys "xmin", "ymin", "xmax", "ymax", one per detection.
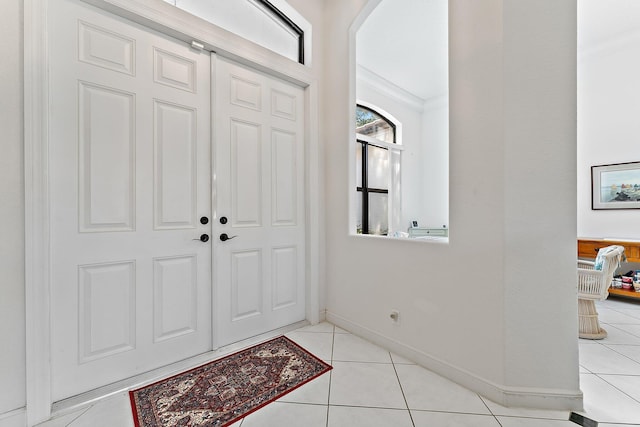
[{"xmin": 349, "ymin": 0, "xmax": 449, "ymax": 237}]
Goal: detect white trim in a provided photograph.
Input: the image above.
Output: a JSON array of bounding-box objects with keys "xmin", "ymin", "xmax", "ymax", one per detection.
[
  {"xmin": 0, "ymin": 408, "xmax": 27, "ymax": 427},
  {"xmin": 423, "ymin": 94, "xmax": 448, "ymax": 111},
  {"xmin": 305, "ymin": 80, "xmax": 321, "ymax": 325},
  {"xmin": 24, "ymin": 0, "xmax": 52, "ymax": 425},
  {"xmin": 326, "ymin": 311, "xmax": 584, "ymax": 411},
  {"xmin": 357, "ymin": 64, "xmax": 426, "ymax": 112},
  {"xmin": 25, "ymin": 0, "xmax": 320, "ymax": 424},
  {"xmin": 355, "ymin": 133, "xmax": 405, "ymax": 152}
]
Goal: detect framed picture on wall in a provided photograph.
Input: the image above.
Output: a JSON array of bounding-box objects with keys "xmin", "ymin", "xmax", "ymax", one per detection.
[{"xmin": 592, "ymin": 161, "xmax": 640, "ymax": 210}]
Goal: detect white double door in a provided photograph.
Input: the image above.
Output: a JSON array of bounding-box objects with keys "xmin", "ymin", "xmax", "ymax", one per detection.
[{"xmin": 49, "ymin": 0, "xmax": 306, "ymax": 402}]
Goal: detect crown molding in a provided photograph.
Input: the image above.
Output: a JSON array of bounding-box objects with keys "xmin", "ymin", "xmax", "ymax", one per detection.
[{"xmin": 356, "ymin": 64, "xmax": 426, "ymax": 112}]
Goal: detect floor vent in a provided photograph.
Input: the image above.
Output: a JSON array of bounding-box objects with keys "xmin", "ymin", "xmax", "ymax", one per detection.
[{"xmin": 569, "ymin": 412, "xmax": 598, "ymax": 426}]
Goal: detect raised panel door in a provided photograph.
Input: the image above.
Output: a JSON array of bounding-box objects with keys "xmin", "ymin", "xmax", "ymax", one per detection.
[
  {"xmin": 214, "ymin": 56, "xmax": 306, "ymax": 346},
  {"xmin": 49, "ymin": 0, "xmax": 212, "ymax": 401}
]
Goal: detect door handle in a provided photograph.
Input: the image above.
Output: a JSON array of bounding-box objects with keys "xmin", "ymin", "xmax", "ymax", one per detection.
[
  {"xmin": 220, "ymin": 233, "xmax": 237, "ymax": 242},
  {"xmin": 193, "ymin": 234, "xmax": 209, "ymax": 242}
]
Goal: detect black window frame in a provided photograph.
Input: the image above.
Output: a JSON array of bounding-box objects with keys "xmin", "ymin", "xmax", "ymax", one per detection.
[
  {"xmin": 355, "ymin": 104, "xmax": 396, "ymax": 235},
  {"xmin": 256, "ymin": 0, "xmax": 305, "ymax": 64}
]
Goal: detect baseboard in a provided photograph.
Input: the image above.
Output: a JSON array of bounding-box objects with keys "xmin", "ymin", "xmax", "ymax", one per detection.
[
  {"xmin": 325, "ymin": 311, "xmax": 583, "ymax": 411},
  {"xmin": 0, "ymin": 408, "xmax": 26, "ymax": 427}
]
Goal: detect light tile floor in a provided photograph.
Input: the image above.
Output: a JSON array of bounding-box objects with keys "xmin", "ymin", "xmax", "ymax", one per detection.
[{"xmin": 38, "ymin": 298, "xmax": 640, "ymax": 426}]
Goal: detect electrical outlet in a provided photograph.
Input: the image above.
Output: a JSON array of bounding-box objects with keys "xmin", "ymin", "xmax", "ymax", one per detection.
[{"xmin": 390, "ymin": 309, "xmax": 400, "ymax": 323}]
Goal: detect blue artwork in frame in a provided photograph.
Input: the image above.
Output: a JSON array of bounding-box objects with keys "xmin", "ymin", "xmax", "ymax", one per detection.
[{"xmin": 592, "ymin": 161, "xmax": 640, "ymax": 210}]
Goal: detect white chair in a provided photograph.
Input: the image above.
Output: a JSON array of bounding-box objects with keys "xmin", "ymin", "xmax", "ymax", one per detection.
[{"xmin": 577, "ymin": 245, "xmax": 625, "ymax": 339}]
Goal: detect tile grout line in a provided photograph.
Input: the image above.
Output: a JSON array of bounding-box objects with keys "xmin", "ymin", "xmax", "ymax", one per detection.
[
  {"xmin": 606, "ymin": 304, "xmax": 640, "ymax": 323},
  {"xmin": 593, "ymin": 371, "xmax": 640, "ymax": 406},
  {"xmin": 478, "ymin": 395, "xmax": 503, "ymax": 427},
  {"xmin": 389, "ymin": 352, "xmax": 416, "ymax": 427},
  {"xmin": 604, "ymin": 322, "xmax": 640, "ymax": 341},
  {"xmin": 596, "ymin": 335, "xmax": 640, "ymax": 375},
  {"xmin": 325, "ymin": 324, "xmax": 336, "ymax": 427},
  {"xmin": 64, "ymin": 404, "xmax": 94, "ymax": 427}
]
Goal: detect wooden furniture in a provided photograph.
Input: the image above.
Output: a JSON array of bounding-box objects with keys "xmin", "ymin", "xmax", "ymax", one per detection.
[
  {"xmin": 578, "ymin": 238, "xmax": 640, "ymax": 262},
  {"xmin": 578, "ymin": 238, "xmax": 640, "ymax": 300}
]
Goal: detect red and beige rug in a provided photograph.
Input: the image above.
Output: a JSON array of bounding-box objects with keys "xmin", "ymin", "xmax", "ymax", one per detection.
[{"xmin": 129, "ymin": 336, "xmax": 331, "ymax": 427}]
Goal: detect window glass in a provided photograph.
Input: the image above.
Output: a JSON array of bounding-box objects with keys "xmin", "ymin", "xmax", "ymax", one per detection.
[
  {"xmin": 355, "ymin": 104, "xmax": 395, "ymax": 236},
  {"xmin": 368, "ymin": 193, "xmax": 388, "ymax": 235},
  {"xmin": 356, "ymin": 191, "xmax": 363, "ymax": 234},
  {"xmin": 367, "ymin": 145, "xmax": 389, "ymax": 189},
  {"xmin": 165, "ymin": 0, "xmax": 305, "ymax": 63},
  {"xmin": 356, "ymin": 106, "xmax": 394, "ymax": 144},
  {"xmin": 356, "ymin": 143, "xmax": 363, "ymax": 188}
]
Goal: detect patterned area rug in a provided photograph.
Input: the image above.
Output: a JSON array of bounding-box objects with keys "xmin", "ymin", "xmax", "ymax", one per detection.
[{"xmin": 129, "ymin": 336, "xmax": 332, "ymax": 427}]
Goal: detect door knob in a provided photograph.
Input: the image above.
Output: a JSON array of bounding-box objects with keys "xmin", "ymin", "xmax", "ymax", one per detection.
[
  {"xmin": 220, "ymin": 216, "xmax": 228, "ymax": 225},
  {"xmin": 200, "ymin": 216, "xmax": 209, "ymax": 225},
  {"xmin": 193, "ymin": 233, "xmax": 209, "ymax": 242},
  {"xmin": 220, "ymin": 233, "xmax": 237, "ymax": 242}
]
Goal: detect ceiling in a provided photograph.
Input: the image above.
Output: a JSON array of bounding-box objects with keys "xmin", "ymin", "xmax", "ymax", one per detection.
[
  {"xmin": 356, "ymin": 0, "xmax": 640, "ymax": 102},
  {"xmin": 578, "ymin": 0, "xmax": 640, "ymax": 50},
  {"xmin": 356, "ymin": 0, "xmax": 448, "ymax": 102}
]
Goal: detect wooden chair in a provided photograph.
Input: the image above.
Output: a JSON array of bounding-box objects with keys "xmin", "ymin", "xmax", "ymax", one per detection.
[{"xmin": 577, "ymin": 245, "xmax": 625, "ymax": 339}]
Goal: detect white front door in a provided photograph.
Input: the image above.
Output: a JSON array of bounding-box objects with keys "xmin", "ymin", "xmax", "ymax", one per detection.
[
  {"xmin": 213, "ymin": 56, "xmax": 306, "ymax": 347},
  {"xmin": 49, "ymin": 0, "xmax": 212, "ymax": 401}
]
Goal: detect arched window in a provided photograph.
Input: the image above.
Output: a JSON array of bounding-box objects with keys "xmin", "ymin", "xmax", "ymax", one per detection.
[{"xmin": 355, "ymin": 104, "xmax": 398, "ymax": 235}]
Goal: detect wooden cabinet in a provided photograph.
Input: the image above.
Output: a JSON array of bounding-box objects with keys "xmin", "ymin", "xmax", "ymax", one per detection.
[
  {"xmin": 578, "ymin": 238, "xmax": 640, "ymax": 263},
  {"xmin": 578, "ymin": 238, "xmax": 640, "ymax": 300}
]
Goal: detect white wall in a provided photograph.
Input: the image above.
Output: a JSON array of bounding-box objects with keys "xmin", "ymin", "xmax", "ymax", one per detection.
[
  {"xmin": 324, "ymin": 0, "xmax": 580, "ymax": 409},
  {"xmin": 0, "ymin": 0, "xmax": 26, "ymax": 418},
  {"xmin": 421, "ymin": 97, "xmax": 449, "ymax": 228},
  {"xmin": 578, "ymin": 32, "xmax": 640, "ymax": 240}
]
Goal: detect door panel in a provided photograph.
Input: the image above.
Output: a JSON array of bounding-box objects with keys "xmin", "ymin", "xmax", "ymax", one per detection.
[
  {"xmin": 231, "ymin": 250, "xmax": 264, "ymax": 320},
  {"xmin": 214, "ymin": 56, "xmax": 306, "ymax": 347},
  {"xmin": 78, "ymin": 82, "xmax": 135, "ymax": 232},
  {"xmin": 272, "ymin": 246, "xmax": 298, "ymax": 309},
  {"xmin": 231, "ymin": 120, "xmax": 263, "ymax": 226},
  {"xmin": 153, "ymin": 255, "xmax": 198, "ymax": 342},
  {"xmin": 49, "ymin": 0, "xmax": 211, "ymax": 401},
  {"xmin": 153, "ymin": 100, "xmax": 198, "ymax": 229},
  {"xmin": 78, "ymin": 261, "xmax": 136, "ymax": 362},
  {"xmin": 272, "ymin": 130, "xmax": 298, "ymax": 225}
]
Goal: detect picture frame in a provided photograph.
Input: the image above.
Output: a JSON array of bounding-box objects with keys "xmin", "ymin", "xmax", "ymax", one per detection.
[{"xmin": 591, "ymin": 161, "xmax": 640, "ymax": 210}]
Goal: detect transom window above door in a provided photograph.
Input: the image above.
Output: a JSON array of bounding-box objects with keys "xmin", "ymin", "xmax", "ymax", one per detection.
[{"xmin": 162, "ymin": 0, "xmax": 308, "ymax": 64}]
